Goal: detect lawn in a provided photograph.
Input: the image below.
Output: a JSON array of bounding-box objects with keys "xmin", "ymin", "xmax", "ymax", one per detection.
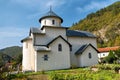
[{"xmin": 10, "ymin": 64, "xmax": 120, "ymax": 80}]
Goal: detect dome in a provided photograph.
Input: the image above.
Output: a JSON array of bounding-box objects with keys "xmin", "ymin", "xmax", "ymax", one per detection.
[{"xmin": 39, "ymin": 10, "xmax": 63, "ymax": 23}]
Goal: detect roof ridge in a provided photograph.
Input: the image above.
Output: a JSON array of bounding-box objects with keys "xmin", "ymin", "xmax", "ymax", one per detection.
[{"xmin": 67, "ymin": 30, "xmax": 96, "ymax": 38}]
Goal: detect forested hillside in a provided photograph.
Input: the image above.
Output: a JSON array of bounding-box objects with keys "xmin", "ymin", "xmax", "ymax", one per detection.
[
  {"xmin": 71, "ymin": 1, "xmax": 120, "ymax": 47},
  {"xmin": 0, "ymin": 46, "xmax": 22, "ymax": 58},
  {"xmin": 0, "ymin": 46, "xmax": 22, "ymax": 66}
]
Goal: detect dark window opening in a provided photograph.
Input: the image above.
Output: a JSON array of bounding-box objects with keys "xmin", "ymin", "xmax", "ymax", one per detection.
[
  {"xmin": 103, "ymin": 54, "xmax": 105, "ymax": 56},
  {"xmin": 43, "ymin": 55, "xmax": 48, "ymax": 61},
  {"xmin": 52, "ymin": 20, "xmax": 55, "ymax": 25},
  {"xmin": 89, "ymin": 53, "xmax": 92, "ymax": 59},
  {"xmin": 58, "ymin": 44, "xmax": 62, "ymax": 51}
]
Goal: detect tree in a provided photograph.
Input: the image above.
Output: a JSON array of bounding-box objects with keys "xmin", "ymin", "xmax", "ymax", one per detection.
[
  {"xmin": 114, "ymin": 49, "xmax": 120, "ymax": 60},
  {"xmin": 14, "ymin": 54, "xmax": 22, "ymax": 72},
  {"xmin": 0, "ymin": 62, "xmax": 13, "ymax": 80},
  {"xmin": 15, "ymin": 54, "xmax": 22, "ymax": 65},
  {"xmin": 105, "ymin": 51, "xmax": 117, "ymax": 63},
  {"xmin": 114, "ymin": 36, "xmax": 120, "ymax": 46}
]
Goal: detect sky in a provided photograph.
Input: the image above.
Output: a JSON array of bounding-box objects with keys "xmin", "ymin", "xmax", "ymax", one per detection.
[{"xmin": 0, "ymin": 0, "xmax": 119, "ymax": 49}]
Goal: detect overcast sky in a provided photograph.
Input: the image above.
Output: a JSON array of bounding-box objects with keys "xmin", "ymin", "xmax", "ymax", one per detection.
[{"xmin": 0, "ymin": 0, "xmax": 119, "ymax": 49}]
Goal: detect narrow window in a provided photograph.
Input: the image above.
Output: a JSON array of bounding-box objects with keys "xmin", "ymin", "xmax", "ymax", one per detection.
[
  {"xmin": 58, "ymin": 44, "xmax": 62, "ymax": 51},
  {"xmin": 103, "ymin": 54, "xmax": 105, "ymax": 56},
  {"xmin": 59, "ymin": 22, "xmax": 60, "ymax": 26},
  {"xmin": 44, "ymin": 55, "xmax": 48, "ymax": 61},
  {"xmin": 89, "ymin": 53, "xmax": 92, "ymax": 59},
  {"xmin": 52, "ymin": 20, "xmax": 55, "ymax": 25},
  {"xmin": 26, "ymin": 43, "xmax": 28, "ymax": 48},
  {"xmin": 44, "ymin": 20, "xmax": 46, "ymax": 25},
  {"xmin": 70, "ymin": 46, "xmax": 72, "ymax": 51}
]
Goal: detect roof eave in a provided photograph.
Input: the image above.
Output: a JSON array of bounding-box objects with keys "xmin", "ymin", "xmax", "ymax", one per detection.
[
  {"xmin": 21, "ymin": 37, "xmax": 32, "ymax": 43},
  {"xmin": 36, "ymin": 50, "xmax": 51, "ymax": 52},
  {"xmin": 39, "ymin": 16, "xmax": 63, "ymax": 23},
  {"xmin": 67, "ymin": 35, "xmax": 96, "ymax": 38},
  {"xmin": 41, "ymin": 25, "xmax": 68, "ymax": 30}
]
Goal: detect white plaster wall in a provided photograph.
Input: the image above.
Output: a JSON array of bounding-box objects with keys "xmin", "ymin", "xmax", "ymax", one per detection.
[
  {"xmin": 98, "ymin": 52, "xmax": 109, "ymax": 58},
  {"xmin": 41, "ymin": 17, "xmax": 61, "ymax": 27},
  {"xmin": 68, "ymin": 37, "xmax": 97, "ymax": 66},
  {"xmin": 68, "ymin": 37, "xmax": 97, "ymax": 48},
  {"xmin": 36, "ymin": 37, "xmax": 70, "ymax": 71},
  {"xmin": 35, "ymin": 27, "xmax": 67, "ymax": 45},
  {"xmin": 30, "ymin": 33, "xmax": 34, "ymax": 38},
  {"xmin": 22, "ymin": 39, "xmax": 35, "ymax": 71},
  {"xmin": 45, "ymin": 27, "xmax": 67, "ymax": 40},
  {"xmin": 77, "ymin": 46, "xmax": 98, "ymax": 67}
]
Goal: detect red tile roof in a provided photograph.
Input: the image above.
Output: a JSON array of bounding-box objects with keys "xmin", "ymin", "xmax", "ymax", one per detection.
[{"xmin": 98, "ymin": 46, "xmax": 120, "ymax": 52}]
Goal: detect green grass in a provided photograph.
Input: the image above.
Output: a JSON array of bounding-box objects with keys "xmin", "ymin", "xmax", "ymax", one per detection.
[{"xmin": 10, "ymin": 64, "xmax": 120, "ymax": 80}]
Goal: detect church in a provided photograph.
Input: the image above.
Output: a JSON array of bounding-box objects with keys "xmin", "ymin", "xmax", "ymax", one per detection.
[{"xmin": 21, "ymin": 9, "xmax": 99, "ymax": 72}]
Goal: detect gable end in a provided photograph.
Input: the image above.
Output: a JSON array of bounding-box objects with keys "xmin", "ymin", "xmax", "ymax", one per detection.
[
  {"xmin": 75, "ymin": 44, "xmax": 99, "ymax": 55},
  {"xmin": 46, "ymin": 35, "xmax": 72, "ymax": 47}
]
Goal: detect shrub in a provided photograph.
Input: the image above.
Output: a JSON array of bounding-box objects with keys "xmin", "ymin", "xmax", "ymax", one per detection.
[
  {"xmin": 70, "ymin": 64, "xmax": 77, "ymax": 69},
  {"xmin": 41, "ymin": 69, "xmax": 45, "ymax": 74},
  {"xmin": 114, "ymin": 66, "xmax": 120, "ymax": 73},
  {"xmin": 49, "ymin": 72, "xmax": 63, "ymax": 80}
]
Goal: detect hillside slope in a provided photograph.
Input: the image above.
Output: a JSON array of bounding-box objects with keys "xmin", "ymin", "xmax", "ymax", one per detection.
[
  {"xmin": 0, "ymin": 46, "xmax": 22, "ymax": 58},
  {"xmin": 0, "ymin": 46, "xmax": 22, "ymax": 66},
  {"xmin": 71, "ymin": 1, "xmax": 120, "ymax": 47}
]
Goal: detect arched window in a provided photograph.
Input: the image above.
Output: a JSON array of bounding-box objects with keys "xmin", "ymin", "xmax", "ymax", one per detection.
[
  {"xmin": 89, "ymin": 53, "xmax": 92, "ymax": 59},
  {"xmin": 58, "ymin": 44, "xmax": 62, "ymax": 51},
  {"xmin": 52, "ymin": 20, "xmax": 55, "ymax": 25}
]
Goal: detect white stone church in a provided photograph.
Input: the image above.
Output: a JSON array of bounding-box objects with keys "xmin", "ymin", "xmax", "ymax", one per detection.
[{"xmin": 21, "ymin": 9, "xmax": 99, "ymax": 72}]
